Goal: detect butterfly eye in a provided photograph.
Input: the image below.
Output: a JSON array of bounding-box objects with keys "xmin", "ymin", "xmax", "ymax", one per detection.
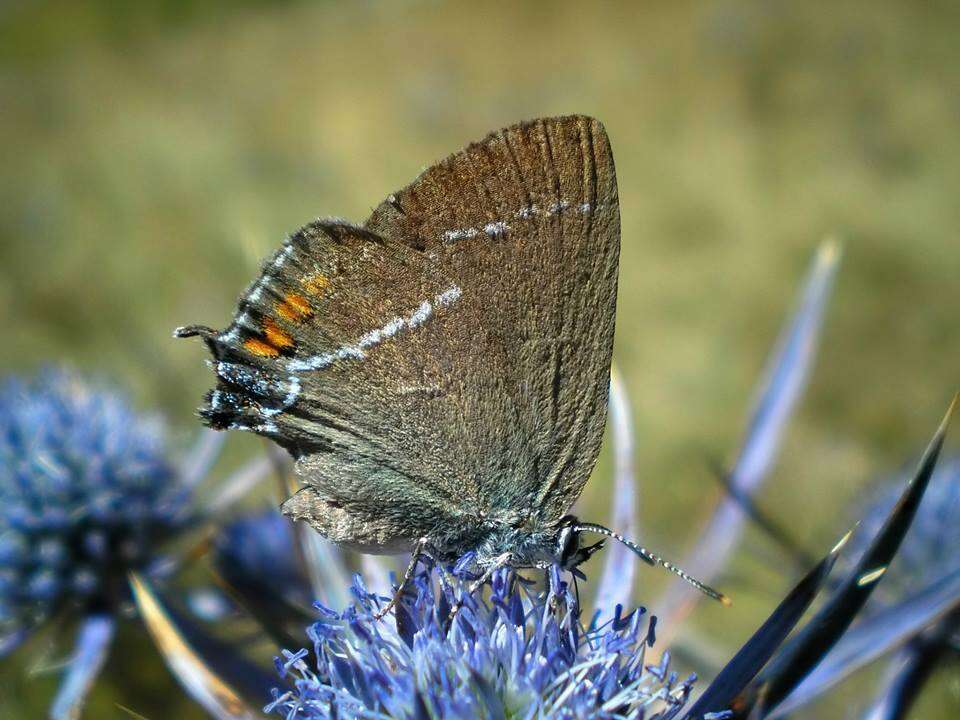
[{"xmin": 556, "ymin": 525, "xmax": 581, "ymax": 567}]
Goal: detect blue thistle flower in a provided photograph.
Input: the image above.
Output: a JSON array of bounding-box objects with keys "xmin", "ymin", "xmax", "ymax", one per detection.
[
  {"xmin": 0, "ymin": 368, "xmax": 207, "ymax": 719},
  {"xmin": 0, "ymin": 369, "xmax": 190, "ymax": 632},
  {"xmin": 267, "ymin": 559, "xmax": 694, "ymax": 720}
]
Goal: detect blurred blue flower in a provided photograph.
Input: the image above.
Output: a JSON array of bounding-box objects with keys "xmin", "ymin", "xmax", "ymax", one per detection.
[
  {"xmin": 214, "ymin": 508, "xmax": 311, "ymax": 603},
  {"xmin": 0, "ymin": 369, "xmax": 190, "ymax": 633},
  {"xmin": 0, "ymin": 368, "xmax": 223, "ymax": 719},
  {"xmin": 210, "ymin": 507, "xmax": 315, "ymax": 649},
  {"xmin": 268, "ymin": 560, "xmax": 693, "ymax": 720}
]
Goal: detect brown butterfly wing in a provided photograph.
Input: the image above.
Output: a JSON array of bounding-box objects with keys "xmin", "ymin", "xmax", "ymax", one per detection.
[{"xmin": 365, "ymin": 115, "xmax": 620, "ymax": 523}]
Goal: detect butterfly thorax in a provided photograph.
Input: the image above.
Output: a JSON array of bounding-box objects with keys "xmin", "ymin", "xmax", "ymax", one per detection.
[{"xmin": 464, "ymin": 513, "xmax": 601, "ymax": 571}]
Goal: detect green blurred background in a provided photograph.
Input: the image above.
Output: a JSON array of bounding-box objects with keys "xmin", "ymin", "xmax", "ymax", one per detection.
[{"xmin": 2, "ymin": 0, "xmax": 958, "ymax": 717}]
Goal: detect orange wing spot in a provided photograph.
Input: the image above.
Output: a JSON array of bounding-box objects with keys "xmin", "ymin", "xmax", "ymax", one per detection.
[
  {"xmin": 263, "ymin": 318, "xmax": 294, "ymax": 349},
  {"xmin": 302, "ymin": 273, "xmax": 330, "ymax": 295},
  {"xmin": 276, "ymin": 293, "xmax": 314, "ymax": 322},
  {"xmin": 244, "ymin": 337, "xmax": 280, "ymax": 358}
]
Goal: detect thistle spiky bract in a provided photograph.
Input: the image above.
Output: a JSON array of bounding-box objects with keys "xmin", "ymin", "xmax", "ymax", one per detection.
[{"xmin": 851, "ymin": 456, "xmax": 960, "ymax": 596}]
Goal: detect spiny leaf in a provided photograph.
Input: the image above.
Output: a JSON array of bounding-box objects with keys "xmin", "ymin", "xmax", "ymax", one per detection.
[
  {"xmin": 770, "ymin": 566, "xmax": 960, "ymax": 716},
  {"xmin": 179, "ymin": 429, "xmax": 226, "ymax": 491},
  {"xmin": 131, "ymin": 573, "xmax": 273, "ymax": 720},
  {"xmin": 682, "ymin": 531, "xmax": 849, "ymax": 719},
  {"xmin": 737, "ymin": 394, "xmax": 958, "ymax": 718},
  {"xmin": 50, "ymin": 615, "xmax": 115, "ymax": 720},
  {"xmin": 708, "ymin": 458, "xmax": 817, "ymax": 572},
  {"xmin": 653, "ymin": 241, "xmax": 840, "ymax": 641},
  {"xmin": 861, "ymin": 611, "xmax": 960, "ymax": 720},
  {"xmin": 595, "ymin": 366, "xmax": 640, "ymax": 615}
]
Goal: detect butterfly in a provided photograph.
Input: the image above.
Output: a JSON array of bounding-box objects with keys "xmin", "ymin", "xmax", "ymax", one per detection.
[{"xmin": 176, "ymin": 115, "xmax": 728, "ymax": 611}]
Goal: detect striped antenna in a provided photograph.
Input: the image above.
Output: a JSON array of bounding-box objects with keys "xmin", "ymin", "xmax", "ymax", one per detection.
[{"xmin": 574, "ymin": 522, "xmax": 732, "ymax": 606}]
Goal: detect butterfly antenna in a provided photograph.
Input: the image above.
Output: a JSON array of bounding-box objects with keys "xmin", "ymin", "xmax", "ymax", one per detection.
[
  {"xmin": 173, "ymin": 325, "xmax": 220, "ymax": 354},
  {"xmin": 573, "ymin": 522, "xmax": 732, "ymax": 606}
]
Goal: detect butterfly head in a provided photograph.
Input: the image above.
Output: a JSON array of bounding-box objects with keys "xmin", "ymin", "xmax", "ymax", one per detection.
[
  {"xmin": 468, "ymin": 514, "xmax": 729, "ymax": 605},
  {"xmin": 554, "ymin": 515, "xmax": 606, "ymax": 571},
  {"xmin": 469, "ymin": 513, "xmax": 599, "ymax": 571}
]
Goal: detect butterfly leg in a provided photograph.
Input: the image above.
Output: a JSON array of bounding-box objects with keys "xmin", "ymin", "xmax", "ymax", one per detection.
[
  {"xmin": 448, "ymin": 552, "xmax": 513, "ymax": 621},
  {"xmin": 546, "ymin": 566, "xmax": 564, "ymax": 613},
  {"xmin": 374, "ymin": 537, "xmax": 431, "ymax": 620}
]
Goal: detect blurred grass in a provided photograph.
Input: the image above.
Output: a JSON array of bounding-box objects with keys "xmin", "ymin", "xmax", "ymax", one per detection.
[{"xmin": 1, "ymin": 0, "xmax": 958, "ymax": 717}]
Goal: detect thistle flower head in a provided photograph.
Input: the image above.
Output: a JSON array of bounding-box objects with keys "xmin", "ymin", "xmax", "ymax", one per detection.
[
  {"xmin": 0, "ymin": 369, "xmax": 190, "ymax": 633},
  {"xmin": 268, "ymin": 557, "xmax": 693, "ymax": 720}
]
